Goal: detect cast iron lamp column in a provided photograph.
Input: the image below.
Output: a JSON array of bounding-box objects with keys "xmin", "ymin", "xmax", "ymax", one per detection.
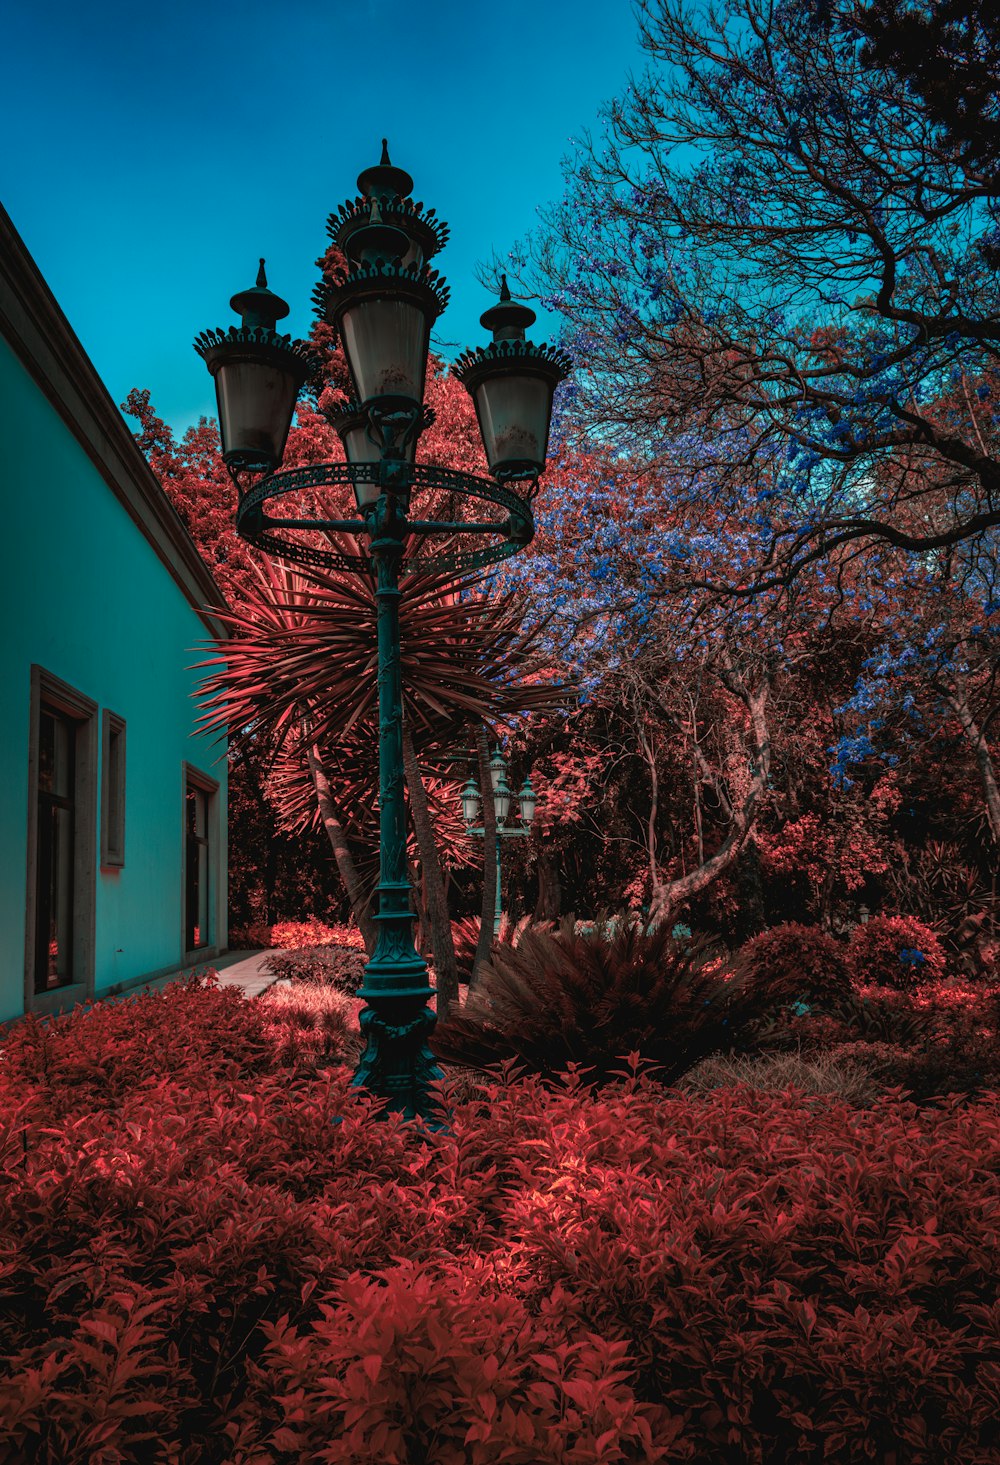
[
  {"xmin": 461, "ymin": 750, "xmax": 536, "ymax": 935},
  {"xmin": 195, "ymin": 141, "xmax": 569, "ymax": 1128}
]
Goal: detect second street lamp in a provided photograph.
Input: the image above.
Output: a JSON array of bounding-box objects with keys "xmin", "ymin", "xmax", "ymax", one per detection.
[
  {"xmin": 461, "ymin": 749, "xmax": 536, "ymax": 936},
  {"xmin": 194, "ymin": 141, "xmax": 569, "ymax": 1128}
]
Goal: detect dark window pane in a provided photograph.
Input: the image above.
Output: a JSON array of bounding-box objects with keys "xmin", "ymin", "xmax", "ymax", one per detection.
[
  {"xmin": 108, "ymin": 729, "xmax": 120, "ymax": 827},
  {"xmin": 185, "ymin": 780, "xmax": 211, "ymax": 950},
  {"xmin": 38, "ymin": 712, "xmax": 55, "ymax": 793},
  {"xmin": 185, "ymin": 787, "xmax": 206, "ymax": 836},
  {"xmin": 35, "ymin": 709, "xmax": 76, "ymax": 992}
]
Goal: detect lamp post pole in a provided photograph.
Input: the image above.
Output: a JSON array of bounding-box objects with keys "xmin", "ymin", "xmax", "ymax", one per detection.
[
  {"xmin": 462, "ymin": 750, "xmax": 535, "ymax": 935},
  {"xmin": 195, "ymin": 141, "xmax": 568, "ymax": 1128}
]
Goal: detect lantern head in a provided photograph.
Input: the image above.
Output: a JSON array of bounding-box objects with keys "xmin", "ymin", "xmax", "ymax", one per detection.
[
  {"xmin": 454, "ymin": 276, "xmax": 571, "ymax": 483},
  {"xmin": 194, "ymin": 260, "xmax": 317, "ymax": 474}
]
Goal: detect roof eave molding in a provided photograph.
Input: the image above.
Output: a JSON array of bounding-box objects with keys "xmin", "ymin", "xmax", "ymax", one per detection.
[{"xmin": 0, "ymin": 203, "xmax": 229, "ymax": 640}]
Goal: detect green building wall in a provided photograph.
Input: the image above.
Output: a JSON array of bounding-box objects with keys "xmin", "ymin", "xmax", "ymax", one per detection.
[{"xmin": 0, "ymin": 334, "xmax": 228, "ymax": 1023}]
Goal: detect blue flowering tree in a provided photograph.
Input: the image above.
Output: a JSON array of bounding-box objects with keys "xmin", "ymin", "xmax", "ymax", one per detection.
[
  {"xmin": 832, "ymin": 540, "xmax": 1000, "ymax": 841},
  {"xmin": 499, "ymin": 434, "xmax": 857, "ymax": 927},
  {"xmin": 514, "ymin": 0, "xmax": 1000, "ymax": 595}
]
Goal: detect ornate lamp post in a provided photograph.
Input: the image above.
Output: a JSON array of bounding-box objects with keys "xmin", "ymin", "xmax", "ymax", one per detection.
[
  {"xmin": 194, "ymin": 142, "xmax": 569, "ymax": 1127},
  {"xmin": 461, "ymin": 749, "xmax": 535, "ymax": 935}
]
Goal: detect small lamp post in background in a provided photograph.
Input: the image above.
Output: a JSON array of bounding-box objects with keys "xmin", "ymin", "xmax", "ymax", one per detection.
[
  {"xmin": 461, "ymin": 748, "xmax": 536, "ymax": 934},
  {"xmin": 194, "ymin": 141, "xmax": 568, "ymax": 1127}
]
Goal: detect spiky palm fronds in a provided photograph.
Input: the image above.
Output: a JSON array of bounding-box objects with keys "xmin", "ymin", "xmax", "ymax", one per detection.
[
  {"xmin": 194, "ymin": 532, "xmax": 566, "ymax": 754},
  {"xmin": 264, "ymin": 725, "xmax": 476, "ymax": 898}
]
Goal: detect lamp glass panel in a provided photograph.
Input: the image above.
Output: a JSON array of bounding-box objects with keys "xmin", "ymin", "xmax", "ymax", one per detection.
[
  {"xmin": 518, "ymin": 784, "xmax": 537, "ymax": 824},
  {"xmin": 494, "ymin": 785, "xmax": 511, "ymax": 822},
  {"xmin": 339, "ymin": 295, "xmax": 430, "ymax": 405},
  {"xmin": 215, "ymin": 360, "xmax": 299, "ymax": 467},
  {"xmin": 339, "ymin": 420, "xmax": 381, "ymax": 508},
  {"xmin": 474, "ymin": 373, "xmax": 553, "ymax": 474},
  {"xmin": 461, "ymin": 788, "xmax": 481, "ymax": 823}
]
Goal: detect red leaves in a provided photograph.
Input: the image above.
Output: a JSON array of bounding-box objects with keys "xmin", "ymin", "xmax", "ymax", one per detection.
[
  {"xmin": 1, "ymin": 983, "xmax": 999, "ymax": 1461},
  {"xmin": 848, "ymin": 914, "xmax": 949, "ymax": 989}
]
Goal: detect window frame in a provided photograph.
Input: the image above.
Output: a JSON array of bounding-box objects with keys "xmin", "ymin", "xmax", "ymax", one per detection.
[
  {"xmin": 181, "ymin": 763, "xmax": 221, "ymax": 960},
  {"xmin": 100, "ymin": 710, "xmax": 126, "ymax": 868},
  {"xmin": 24, "ymin": 666, "xmax": 97, "ymax": 1016}
]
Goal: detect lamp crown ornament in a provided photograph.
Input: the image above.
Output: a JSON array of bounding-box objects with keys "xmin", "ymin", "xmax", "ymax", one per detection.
[
  {"xmin": 480, "ymin": 274, "xmax": 536, "ymax": 342},
  {"xmin": 229, "ymin": 258, "xmax": 291, "ymax": 330},
  {"xmin": 357, "ymin": 137, "xmax": 414, "ymax": 203},
  {"xmin": 345, "ymin": 196, "xmax": 410, "ymax": 268}
]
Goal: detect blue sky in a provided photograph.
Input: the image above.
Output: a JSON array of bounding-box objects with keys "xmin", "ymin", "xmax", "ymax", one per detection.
[{"xmin": 3, "ymin": 0, "xmax": 647, "ymax": 441}]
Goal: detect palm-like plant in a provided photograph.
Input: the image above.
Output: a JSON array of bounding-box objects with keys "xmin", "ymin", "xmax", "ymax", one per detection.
[
  {"xmin": 431, "ymin": 916, "xmax": 767, "ymax": 1086},
  {"xmin": 195, "ymin": 537, "xmax": 560, "ymax": 751},
  {"xmin": 195, "ymin": 522, "xmax": 568, "ymax": 1018}
]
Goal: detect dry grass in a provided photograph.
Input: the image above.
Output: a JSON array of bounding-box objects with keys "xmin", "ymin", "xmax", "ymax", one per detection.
[
  {"xmin": 678, "ymin": 1048, "xmax": 886, "ymax": 1105},
  {"xmin": 257, "ymin": 983, "xmax": 364, "ymax": 1065}
]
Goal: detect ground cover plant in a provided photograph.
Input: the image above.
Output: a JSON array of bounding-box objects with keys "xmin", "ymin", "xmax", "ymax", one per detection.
[{"xmin": 2, "ymin": 977, "xmax": 999, "ymax": 1463}]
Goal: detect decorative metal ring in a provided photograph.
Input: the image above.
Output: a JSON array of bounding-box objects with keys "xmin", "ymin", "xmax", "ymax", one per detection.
[{"xmin": 236, "ymin": 460, "xmax": 533, "ymax": 575}]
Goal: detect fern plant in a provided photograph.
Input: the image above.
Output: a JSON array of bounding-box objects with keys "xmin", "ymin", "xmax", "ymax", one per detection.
[{"xmin": 431, "ymin": 916, "xmax": 766, "ymax": 1087}]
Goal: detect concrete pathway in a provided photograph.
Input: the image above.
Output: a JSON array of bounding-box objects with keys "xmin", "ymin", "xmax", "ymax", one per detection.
[{"xmin": 141, "ymin": 949, "xmax": 281, "ymax": 1000}]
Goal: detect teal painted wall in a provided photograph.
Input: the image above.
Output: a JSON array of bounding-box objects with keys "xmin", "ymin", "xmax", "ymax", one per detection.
[{"xmin": 0, "ymin": 336, "xmax": 227, "ymax": 1023}]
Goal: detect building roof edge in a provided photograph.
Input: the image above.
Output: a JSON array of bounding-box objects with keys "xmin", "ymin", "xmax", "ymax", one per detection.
[{"xmin": 0, "ymin": 203, "xmax": 229, "ymax": 640}]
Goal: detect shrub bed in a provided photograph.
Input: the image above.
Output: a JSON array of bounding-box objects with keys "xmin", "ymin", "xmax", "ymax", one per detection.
[
  {"xmin": 0, "ymin": 981, "xmax": 998, "ymax": 1462},
  {"xmin": 847, "ymin": 914, "xmax": 948, "ymax": 989},
  {"xmin": 262, "ymin": 944, "xmax": 367, "ymax": 994},
  {"xmin": 736, "ymin": 922, "xmax": 853, "ymax": 1008}
]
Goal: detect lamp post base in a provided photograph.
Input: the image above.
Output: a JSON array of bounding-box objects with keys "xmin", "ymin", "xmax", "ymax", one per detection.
[{"xmin": 349, "ymin": 1000, "xmax": 449, "ymax": 1131}]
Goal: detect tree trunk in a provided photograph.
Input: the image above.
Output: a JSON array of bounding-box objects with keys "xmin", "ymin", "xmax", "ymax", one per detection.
[
  {"xmin": 471, "ymin": 727, "xmax": 498, "ymax": 984},
  {"xmin": 648, "ymin": 676, "xmax": 772, "ymax": 928},
  {"xmin": 304, "ymin": 738, "xmax": 377, "ymax": 953},
  {"xmin": 533, "ymin": 847, "xmax": 562, "ymax": 922},
  {"xmin": 401, "ymin": 723, "xmax": 459, "ymax": 1022},
  {"xmin": 946, "ymin": 681, "xmax": 1000, "ymax": 843}
]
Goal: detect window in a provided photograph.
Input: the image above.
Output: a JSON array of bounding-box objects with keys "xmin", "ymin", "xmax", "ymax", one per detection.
[
  {"xmin": 183, "ymin": 767, "xmax": 218, "ymax": 954},
  {"xmin": 35, "ymin": 708, "xmax": 76, "ymax": 991},
  {"xmin": 100, "ymin": 711, "xmax": 126, "ymax": 867},
  {"xmin": 25, "ymin": 667, "xmax": 97, "ymax": 1011}
]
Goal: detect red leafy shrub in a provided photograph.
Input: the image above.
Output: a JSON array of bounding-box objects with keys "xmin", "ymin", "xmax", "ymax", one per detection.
[
  {"xmin": 0, "ymin": 977, "xmax": 274, "ymax": 1121},
  {"xmin": 1, "ymin": 985, "xmax": 999, "ymax": 1462},
  {"xmin": 735, "ymin": 922, "xmax": 852, "ymax": 1007},
  {"xmin": 848, "ymin": 914, "xmax": 948, "ymax": 988},
  {"xmin": 262, "ymin": 943, "xmax": 367, "ymax": 993},
  {"xmin": 840, "ymin": 981, "xmax": 1000, "ymax": 1103},
  {"xmin": 268, "ymin": 919, "xmax": 364, "ymax": 951},
  {"xmin": 231, "ymin": 1259, "xmax": 671, "ymax": 1463}
]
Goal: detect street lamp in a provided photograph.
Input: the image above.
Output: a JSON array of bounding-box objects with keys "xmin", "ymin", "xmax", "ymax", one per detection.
[
  {"xmin": 194, "ymin": 141, "xmax": 569, "ymax": 1128},
  {"xmin": 461, "ymin": 748, "xmax": 535, "ymax": 935}
]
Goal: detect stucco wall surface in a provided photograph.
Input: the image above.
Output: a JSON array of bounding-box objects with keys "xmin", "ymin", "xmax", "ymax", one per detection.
[{"xmin": 0, "ymin": 336, "xmax": 227, "ymax": 1023}]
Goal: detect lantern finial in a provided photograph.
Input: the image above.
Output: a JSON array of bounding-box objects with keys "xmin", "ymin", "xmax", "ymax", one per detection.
[
  {"xmin": 229, "ymin": 260, "xmax": 291, "ymax": 331},
  {"xmin": 357, "ymin": 139, "xmax": 414, "ymax": 201},
  {"xmin": 480, "ymin": 279, "xmax": 536, "ymax": 342}
]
